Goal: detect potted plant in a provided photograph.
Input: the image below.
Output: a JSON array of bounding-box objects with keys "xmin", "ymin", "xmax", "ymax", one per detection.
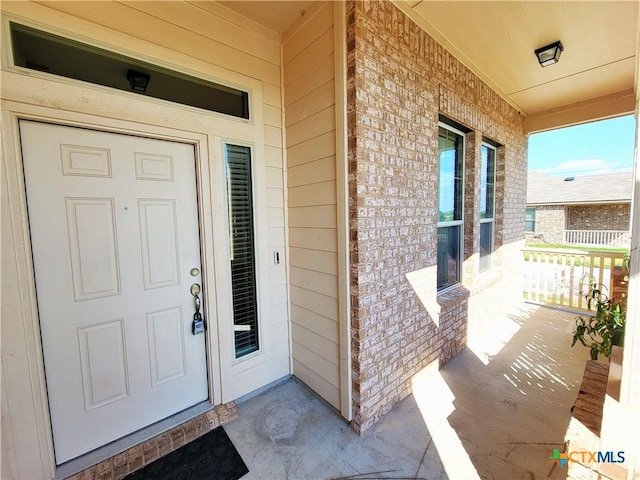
[{"xmin": 571, "ymin": 279, "xmax": 626, "ymax": 360}]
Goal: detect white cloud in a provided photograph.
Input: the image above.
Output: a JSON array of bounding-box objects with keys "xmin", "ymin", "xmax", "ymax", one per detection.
[{"xmin": 540, "ymin": 159, "xmax": 630, "ymax": 176}]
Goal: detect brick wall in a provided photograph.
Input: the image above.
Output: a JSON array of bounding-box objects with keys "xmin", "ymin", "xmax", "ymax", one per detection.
[
  {"xmin": 531, "ymin": 205, "xmax": 565, "ymax": 244},
  {"xmin": 567, "ymin": 203, "xmax": 631, "ymax": 231},
  {"xmin": 346, "ymin": 0, "xmax": 527, "ymax": 433}
]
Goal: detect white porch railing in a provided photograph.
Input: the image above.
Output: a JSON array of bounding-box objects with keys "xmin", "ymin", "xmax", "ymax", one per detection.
[
  {"xmin": 563, "ymin": 229, "xmax": 630, "ymax": 248},
  {"xmin": 523, "ymin": 248, "xmax": 628, "ymax": 311}
]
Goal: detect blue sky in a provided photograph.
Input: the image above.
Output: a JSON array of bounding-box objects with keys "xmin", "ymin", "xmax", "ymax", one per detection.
[{"xmin": 528, "ymin": 114, "xmax": 636, "ymax": 177}]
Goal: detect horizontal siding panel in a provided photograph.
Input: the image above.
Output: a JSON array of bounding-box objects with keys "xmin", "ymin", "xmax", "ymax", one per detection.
[
  {"xmin": 270, "ymin": 283, "xmax": 288, "ymax": 306},
  {"xmin": 264, "ymin": 126, "xmax": 283, "ymax": 148},
  {"xmin": 290, "ymin": 285, "xmax": 338, "ymax": 320},
  {"xmin": 268, "ymin": 227, "xmax": 285, "ymax": 248},
  {"xmin": 187, "ymin": 1, "xmax": 280, "ymax": 43},
  {"xmin": 292, "ymin": 342, "xmax": 339, "ymax": 388},
  {"xmin": 290, "ymin": 304, "xmax": 338, "ymax": 343},
  {"xmin": 267, "ymin": 207, "xmax": 284, "ymax": 228},
  {"xmin": 266, "ymin": 187, "xmax": 284, "ymax": 208},
  {"xmin": 284, "ymin": 54, "xmax": 335, "ymax": 107},
  {"xmin": 288, "ymin": 181, "xmax": 336, "ymax": 208},
  {"xmin": 272, "ymin": 316, "xmax": 290, "ymax": 344},
  {"xmin": 265, "ymin": 167, "xmax": 283, "ymax": 189},
  {"xmin": 290, "ymin": 266, "xmax": 338, "ymax": 298},
  {"xmin": 269, "ymin": 265, "xmax": 287, "ymax": 287},
  {"xmin": 286, "ymin": 106, "xmax": 335, "ymax": 148},
  {"xmin": 289, "ymin": 247, "xmax": 338, "ymax": 275},
  {"xmin": 288, "ymin": 131, "xmax": 336, "ymax": 168},
  {"xmin": 293, "ymin": 359, "xmax": 340, "ymax": 408},
  {"xmin": 282, "ymin": 3, "xmax": 333, "ymax": 65},
  {"xmin": 42, "ymin": 2, "xmax": 281, "ymax": 85},
  {"xmin": 263, "ymin": 83, "xmax": 282, "ymax": 107},
  {"xmin": 291, "ymin": 323, "xmax": 338, "ymax": 366},
  {"xmin": 289, "ymin": 205, "xmax": 337, "ymax": 229},
  {"xmin": 284, "ymin": 27, "xmax": 334, "ymax": 86},
  {"xmin": 288, "ymin": 156, "xmax": 336, "ymax": 187},
  {"xmin": 289, "ymin": 227, "xmax": 337, "ymax": 252},
  {"xmin": 124, "ymin": 1, "xmax": 281, "ymax": 65},
  {"xmin": 285, "ymin": 80, "xmax": 335, "ymax": 128},
  {"xmin": 264, "ymin": 105, "xmax": 282, "ymax": 128},
  {"xmin": 265, "ymin": 146, "xmax": 283, "ymax": 168},
  {"xmin": 270, "ymin": 302, "xmax": 290, "ymax": 326}
]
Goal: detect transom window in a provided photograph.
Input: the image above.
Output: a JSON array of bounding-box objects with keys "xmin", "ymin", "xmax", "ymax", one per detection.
[
  {"xmin": 480, "ymin": 143, "xmax": 496, "ymax": 272},
  {"xmin": 10, "ymin": 22, "xmax": 250, "ymax": 119},
  {"xmin": 437, "ymin": 124, "xmax": 465, "ymax": 290}
]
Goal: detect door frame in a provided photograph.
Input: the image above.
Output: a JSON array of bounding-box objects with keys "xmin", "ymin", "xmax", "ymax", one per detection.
[{"xmin": 1, "ymin": 64, "xmax": 267, "ymax": 477}]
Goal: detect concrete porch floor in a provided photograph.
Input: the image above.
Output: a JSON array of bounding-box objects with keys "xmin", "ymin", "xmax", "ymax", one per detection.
[{"xmin": 225, "ymin": 305, "xmax": 592, "ymax": 480}]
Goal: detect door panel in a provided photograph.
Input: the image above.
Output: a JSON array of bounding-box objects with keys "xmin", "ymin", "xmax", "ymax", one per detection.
[{"xmin": 20, "ymin": 121, "xmax": 208, "ymax": 464}]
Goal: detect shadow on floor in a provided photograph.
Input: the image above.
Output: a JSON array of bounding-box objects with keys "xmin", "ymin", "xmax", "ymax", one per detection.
[
  {"xmin": 413, "ymin": 305, "xmax": 591, "ymax": 480},
  {"xmin": 225, "ymin": 305, "xmax": 590, "ymax": 480}
]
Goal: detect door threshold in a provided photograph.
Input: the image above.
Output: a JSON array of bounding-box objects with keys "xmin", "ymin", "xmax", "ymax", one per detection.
[{"xmin": 55, "ymin": 401, "xmax": 212, "ymax": 479}]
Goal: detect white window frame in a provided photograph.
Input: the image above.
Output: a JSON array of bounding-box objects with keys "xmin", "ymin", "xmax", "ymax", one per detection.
[
  {"xmin": 480, "ymin": 143, "xmax": 496, "ymax": 272},
  {"xmin": 525, "ymin": 207, "xmax": 536, "ymax": 232},
  {"xmin": 437, "ymin": 122, "xmax": 465, "ymax": 290},
  {"xmin": 223, "ymin": 142, "xmax": 264, "ymax": 362}
]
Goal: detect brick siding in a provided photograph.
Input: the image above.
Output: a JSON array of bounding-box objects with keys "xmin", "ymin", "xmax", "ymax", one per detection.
[
  {"xmin": 567, "ymin": 203, "xmax": 631, "ymax": 231},
  {"xmin": 65, "ymin": 403, "xmax": 238, "ymax": 480},
  {"xmin": 346, "ymin": 0, "xmax": 527, "ymax": 433},
  {"xmin": 530, "ymin": 205, "xmax": 566, "ymax": 244}
]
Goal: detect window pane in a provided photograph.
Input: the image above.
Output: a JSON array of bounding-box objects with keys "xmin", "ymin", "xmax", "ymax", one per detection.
[
  {"xmin": 480, "ymin": 221, "xmax": 493, "ymax": 272},
  {"xmin": 11, "ymin": 22, "xmax": 250, "ymax": 119},
  {"xmin": 437, "ymin": 225, "xmax": 460, "ymax": 289},
  {"xmin": 480, "ymin": 145, "xmax": 495, "ymax": 219},
  {"xmin": 438, "ymin": 127, "xmax": 464, "ymax": 222},
  {"xmin": 525, "ymin": 207, "xmax": 536, "ymax": 232},
  {"xmin": 226, "ymin": 145, "xmax": 259, "ymax": 358}
]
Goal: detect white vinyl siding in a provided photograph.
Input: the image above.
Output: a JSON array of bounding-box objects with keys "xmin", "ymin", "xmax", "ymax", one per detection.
[
  {"xmin": 283, "ymin": 3, "xmax": 341, "ymax": 409},
  {"xmin": 0, "ymin": 2, "xmax": 289, "ymax": 476}
]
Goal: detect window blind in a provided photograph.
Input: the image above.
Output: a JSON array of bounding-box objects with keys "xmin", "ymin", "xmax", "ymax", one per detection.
[{"xmin": 225, "ymin": 145, "xmax": 259, "ymax": 358}]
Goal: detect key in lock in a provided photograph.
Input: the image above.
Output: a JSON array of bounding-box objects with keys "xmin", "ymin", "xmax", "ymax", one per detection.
[
  {"xmin": 192, "ymin": 312, "xmax": 205, "ymax": 335},
  {"xmin": 190, "ymin": 282, "xmax": 205, "ymax": 335}
]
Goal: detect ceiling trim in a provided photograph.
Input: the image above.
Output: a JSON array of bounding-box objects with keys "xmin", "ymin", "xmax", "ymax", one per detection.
[{"xmin": 525, "ymin": 88, "xmax": 636, "ymax": 135}]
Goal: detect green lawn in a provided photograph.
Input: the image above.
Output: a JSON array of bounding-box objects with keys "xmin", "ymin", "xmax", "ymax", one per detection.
[
  {"xmin": 525, "ymin": 243, "xmax": 628, "ymax": 254},
  {"xmin": 523, "ymin": 245, "xmax": 628, "ymax": 269}
]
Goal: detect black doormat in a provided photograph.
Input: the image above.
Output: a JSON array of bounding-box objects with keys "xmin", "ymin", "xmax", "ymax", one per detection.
[{"xmin": 126, "ymin": 427, "xmax": 248, "ymax": 480}]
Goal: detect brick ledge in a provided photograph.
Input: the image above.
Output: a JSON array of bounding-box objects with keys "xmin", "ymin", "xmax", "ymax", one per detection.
[{"xmin": 65, "ymin": 401, "xmax": 238, "ymax": 480}]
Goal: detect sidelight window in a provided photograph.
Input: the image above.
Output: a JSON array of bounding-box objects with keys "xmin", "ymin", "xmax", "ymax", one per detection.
[{"xmin": 225, "ymin": 144, "xmax": 259, "ymax": 358}]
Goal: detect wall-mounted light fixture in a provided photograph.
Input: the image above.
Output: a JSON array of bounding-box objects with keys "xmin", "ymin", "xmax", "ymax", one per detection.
[
  {"xmin": 127, "ymin": 69, "xmax": 150, "ymax": 92},
  {"xmin": 534, "ymin": 41, "xmax": 563, "ymax": 67}
]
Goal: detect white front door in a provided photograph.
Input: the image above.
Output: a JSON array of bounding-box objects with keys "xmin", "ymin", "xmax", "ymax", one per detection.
[{"xmin": 20, "ymin": 121, "xmax": 208, "ymax": 464}]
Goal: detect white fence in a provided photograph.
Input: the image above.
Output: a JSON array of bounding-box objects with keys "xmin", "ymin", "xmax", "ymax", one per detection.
[
  {"xmin": 523, "ymin": 248, "xmax": 628, "ymax": 311},
  {"xmin": 563, "ymin": 230, "xmax": 630, "ymax": 248}
]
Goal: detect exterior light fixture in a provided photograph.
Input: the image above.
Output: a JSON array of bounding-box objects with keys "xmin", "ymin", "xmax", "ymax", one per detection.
[
  {"xmin": 127, "ymin": 69, "xmax": 150, "ymax": 92},
  {"xmin": 535, "ymin": 41, "xmax": 563, "ymax": 67}
]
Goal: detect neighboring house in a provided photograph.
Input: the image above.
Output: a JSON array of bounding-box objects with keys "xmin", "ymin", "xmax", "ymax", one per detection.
[
  {"xmin": 526, "ymin": 171, "xmax": 632, "ymax": 247},
  {"xmin": 1, "ymin": 2, "xmax": 639, "ymax": 480}
]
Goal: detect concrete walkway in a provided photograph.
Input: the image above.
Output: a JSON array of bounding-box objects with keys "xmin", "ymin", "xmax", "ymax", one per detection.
[{"xmin": 225, "ymin": 305, "xmax": 591, "ymax": 480}]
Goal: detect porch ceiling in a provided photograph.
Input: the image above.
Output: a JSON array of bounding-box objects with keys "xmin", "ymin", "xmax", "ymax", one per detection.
[
  {"xmin": 220, "ymin": 0, "xmax": 639, "ymax": 133},
  {"xmin": 396, "ymin": 1, "xmax": 639, "ymax": 133}
]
